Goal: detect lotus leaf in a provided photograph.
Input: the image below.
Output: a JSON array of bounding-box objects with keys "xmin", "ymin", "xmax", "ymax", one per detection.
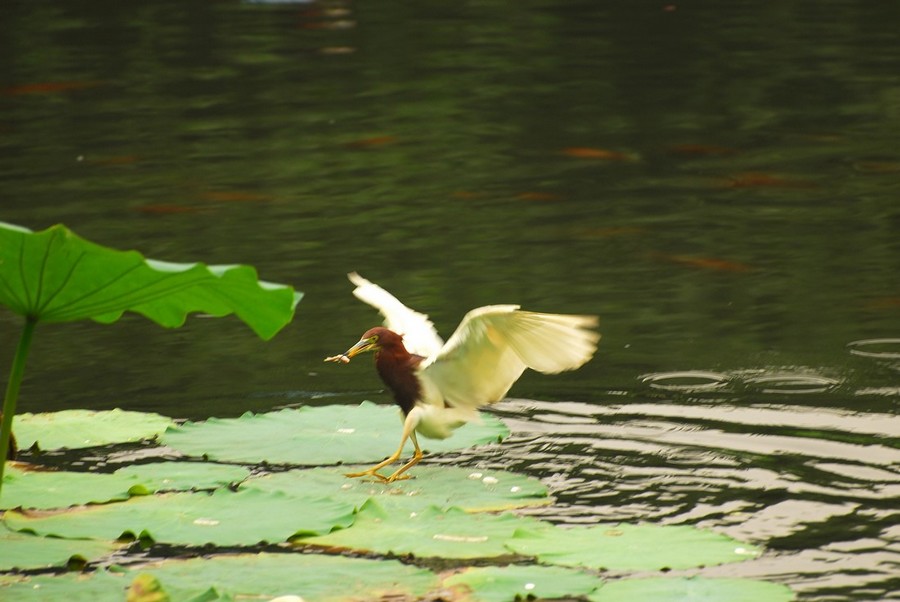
[
  {"xmin": 2, "ymin": 464, "xmax": 135, "ymax": 510},
  {"xmin": 4, "ymin": 488, "xmax": 356, "ymax": 546},
  {"xmin": 587, "ymin": 577, "xmax": 795, "ymax": 602},
  {"xmin": 161, "ymin": 401, "xmax": 509, "ymax": 465},
  {"xmin": 0, "ymin": 222, "xmax": 301, "ymax": 338},
  {"xmin": 242, "ymin": 465, "xmax": 549, "ymax": 512},
  {"xmin": 0, "ymin": 221, "xmax": 301, "ymax": 500},
  {"xmin": 14, "ymin": 409, "xmax": 175, "ymax": 451},
  {"xmin": 1, "ymin": 462, "xmax": 250, "ymax": 510},
  {"xmin": 507, "ymin": 522, "xmax": 760, "ymax": 571},
  {"xmin": 112, "ymin": 461, "xmax": 250, "ymax": 493},
  {"xmin": 443, "ymin": 564, "xmax": 602, "ymax": 602},
  {"xmin": 0, "ymin": 571, "xmax": 132, "ymax": 601},
  {"xmin": 300, "ymin": 499, "xmax": 550, "ymax": 559},
  {"xmin": 0, "ymin": 526, "xmax": 120, "ymax": 571},
  {"xmin": 0, "ymin": 554, "xmax": 439, "ymax": 602}
]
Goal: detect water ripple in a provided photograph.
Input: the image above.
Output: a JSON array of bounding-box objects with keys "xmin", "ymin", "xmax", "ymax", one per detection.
[
  {"xmin": 847, "ymin": 338, "xmax": 900, "ymax": 360},
  {"xmin": 482, "ymin": 394, "xmax": 899, "ymax": 599}
]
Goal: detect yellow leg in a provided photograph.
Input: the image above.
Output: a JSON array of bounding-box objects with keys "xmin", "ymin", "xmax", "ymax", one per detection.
[
  {"xmin": 383, "ymin": 431, "xmax": 423, "ymax": 483},
  {"xmin": 345, "ymin": 411, "xmax": 420, "ymax": 483}
]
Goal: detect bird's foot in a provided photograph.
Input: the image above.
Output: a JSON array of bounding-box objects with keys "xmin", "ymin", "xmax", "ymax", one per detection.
[
  {"xmin": 384, "ymin": 471, "xmax": 413, "ymax": 483},
  {"xmin": 344, "ymin": 468, "xmax": 414, "ymax": 483},
  {"xmin": 344, "ymin": 468, "xmax": 391, "ymax": 482}
]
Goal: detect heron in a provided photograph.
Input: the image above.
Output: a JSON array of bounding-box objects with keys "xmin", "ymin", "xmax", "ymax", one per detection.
[{"xmin": 325, "ymin": 273, "xmax": 599, "ymax": 482}]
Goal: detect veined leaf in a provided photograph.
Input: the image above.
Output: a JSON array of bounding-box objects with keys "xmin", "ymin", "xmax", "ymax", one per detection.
[
  {"xmin": 0, "ymin": 222, "xmax": 301, "ymax": 339},
  {"xmin": 162, "ymin": 401, "xmax": 509, "ymax": 465},
  {"xmin": 300, "ymin": 499, "xmax": 550, "ymax": 559},
  {"xmin": 0, "ymin": 554, "xmax": 439, "ymax": 602},
  {"xmin": 4, "ymin": 488, "xmax": 356, "ymax": 546},
  {"xmin": 507, "ymin": 522, "xmax": 761, "ymax": 571},
  {"xmin": 14, "ymin": 409, "xmax": 174, "ymax": 451},
  {"xmin": 242, "ymin": 465, "xmax": 549, "ymax": 513},
  {"xmin": 1, "ymin": 462, "xmax": 250, "ymax": 510},
  {"xmin": 443, "ymin": 564, "xmax": 602, "ymax": 602},
  {"xmin": 0, "ymin": 525, "xmax": 120, "ymax": 571}
]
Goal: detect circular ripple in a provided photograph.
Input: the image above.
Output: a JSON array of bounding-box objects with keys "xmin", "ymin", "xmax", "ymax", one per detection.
[
  {"xmin": 743, "ymin": 372, "xmax": 840, "ymax": 395},
  {"xmin": 639, "ymin": 371, "xmax": 731, "ymax": 392},
  {"xmin": 847, "ymin": 338, "xmax": 900, "ymax": 360}
]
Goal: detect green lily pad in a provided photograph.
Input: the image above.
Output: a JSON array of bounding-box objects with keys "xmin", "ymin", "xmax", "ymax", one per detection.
[
  {"xmin": 15, "ymin": 409, "xmax": 175, "ymax": 451},
  {"xmin": 588, "ymin": 577, "xmax": 795, "ymax": 602},
  {"xmin": 507, "ymin": 523, "xmax": 760, "ymax": 571},
  {"xmin": 0, "ymin": 571, "xmax": 131, "ymax": 601},
  {"xmin": 2, "ymin": 464, "xmax": 135, "ymax": 510},
  {"xmin": 0, "ymin": 222, "xmax": 301, "ymax": 339},
  {"xmin": 161, "ymin": 402, "xmax": 509, "ymax": 465},
  {"xmin": 444, "ymin": 564, "xmax": 602, "ymax": 602},
  {"xmin": 242, "ymin": 465, "xmax": 549, "ymax": 512},
  {"xmin": 0, "ymin": 553, "xmax": 440, "ymax": 602},
  {"xmin": 301, "ymin": 499, "xmax": 549, "ymax": 559},
  {"xmin": 0, "ymin": 525, "xmax": 120, "ymax": 571},
  {"xmin": 146, "ymin": 553, "xmax": 438, "ymax": 601},
  {"xmin": 112, "ymin": 461, "xmax": 250, "ymax": 493},
  {"xmin": 4, "ymin": 488, "xmax": 356, "ymax": 546},
  {"xmin": 1, "ymin": 462, "xmax": 250, "ymax": 510}
]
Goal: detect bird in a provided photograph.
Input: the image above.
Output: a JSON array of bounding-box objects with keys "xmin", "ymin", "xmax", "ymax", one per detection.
[{"xmin": 324, "ymin": 272, "xmax": 600, "ymax": 483}]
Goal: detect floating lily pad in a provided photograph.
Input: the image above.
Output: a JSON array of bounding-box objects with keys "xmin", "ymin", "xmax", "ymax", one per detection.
[
  {"xmin": 0, "ymin": 554, "xmax": 439, "ymax": 602},
  {"xmin": 0, "ymin": 526, "xmax": 120, "ymax": 571},
  {"xmin": 4, "ymin": 488, "xmax": 356, "ymax": 546},
  {"xmin": 507, "ymin": 523, "xmax": 760, "ymax": 571},
  {"xmin": 2, "ymin": 464, "xmax": 135, "ymax": 510},
  {"xmin": 242, "ymin": 465, "xmax": 549, "ymax": 512},
  {"xmin": 301, "ymin": 499, "xmax": 549, "ymax": 559},
  {"xmin": 0, "ymin": 570, "xmax": 131, "ymax": 601},
  {"xmin": 1, "ymin": 462, "xmax": 250, "ymax": 510},
  {"xmin": 587, "ymin": 577, "xmax": 795, "ymax": 602},
  {"xmin": 112, "ymin": 461, "xmax": 250, "ymax": 493},
  {"xmin": 162, "ymin": 402, "xmax": 509, "ymax": 465},
  {"xmin": 443, "ymin": 564, "xmax": 602, "ymax": 602},
  {"xmin": 15, "ymin": 409, "xmax": 175, "ymax": 451}
]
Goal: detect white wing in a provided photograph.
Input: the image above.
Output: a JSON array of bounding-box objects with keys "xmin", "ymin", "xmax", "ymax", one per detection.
[
  {"xmin": 347, "ymin": 272, "xmax": 444, "ymax": 357},
  {"xmin": 419, "ymin": 306, "xmax": 599, "ymax": 409}
]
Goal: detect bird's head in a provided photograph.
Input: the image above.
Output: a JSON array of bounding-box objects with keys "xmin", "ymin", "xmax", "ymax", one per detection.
[{"xmin": 328, "ymin": 327, "xmax": 406, "ymax": 362}]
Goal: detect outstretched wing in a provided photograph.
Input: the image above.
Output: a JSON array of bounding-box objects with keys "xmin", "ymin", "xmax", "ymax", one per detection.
[
  {"xmin": 348, "ymin": 272, "xmax": 444, "ymax": 358},
  {"xmin": 419, "ymin": 306, "xmax": 599, "ymax": 408}
]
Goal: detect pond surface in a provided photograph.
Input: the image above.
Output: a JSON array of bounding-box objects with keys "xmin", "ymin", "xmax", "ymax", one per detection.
[{"xmin": 1, "ymin": 1, "xmax": 898, "ymax": 600}]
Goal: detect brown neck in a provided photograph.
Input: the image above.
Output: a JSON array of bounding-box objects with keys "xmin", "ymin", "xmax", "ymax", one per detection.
[{"xmin": 374, "ymin": 345, "xmax": 424, "ymax": 416}]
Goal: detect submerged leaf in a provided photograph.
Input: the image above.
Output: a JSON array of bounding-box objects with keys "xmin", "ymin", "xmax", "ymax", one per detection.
[
  {"xmin": 507, "ymin": 523, "xmax": 760, "ymax": 571},
  {"xmin": 162, "ymin": 402, "xmax": 509, "ymax": 465},
  {"xmin": 14, "ymin": 409, "xmax": 174, "ymax": 451},
  {"xmin": 0, "ymin": 222, "xmax": 300, "ymax": 339}
]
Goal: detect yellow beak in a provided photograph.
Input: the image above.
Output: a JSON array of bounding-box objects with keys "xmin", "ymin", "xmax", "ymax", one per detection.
[{"xmin": 344, "ymin": 337, "xmax": 378, "ymax": 359}]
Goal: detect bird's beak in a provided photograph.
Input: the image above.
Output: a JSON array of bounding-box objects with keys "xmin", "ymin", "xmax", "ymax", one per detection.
[{"xmin": 344, "ymin": 337, "xmax": 378, "ymax": 359}]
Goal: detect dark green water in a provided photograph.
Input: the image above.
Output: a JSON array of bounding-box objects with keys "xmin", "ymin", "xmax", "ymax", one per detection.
[{"xmin": 1, "ymin": 1, "xmax": 898, "ymax": 600}]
